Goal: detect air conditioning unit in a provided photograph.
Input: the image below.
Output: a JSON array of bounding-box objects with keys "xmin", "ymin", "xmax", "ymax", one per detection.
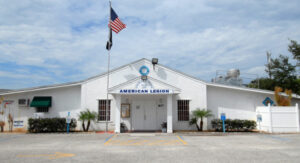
[{"xmin": 18, "ymin": 99, "xmax": 30, "ymax": 107}]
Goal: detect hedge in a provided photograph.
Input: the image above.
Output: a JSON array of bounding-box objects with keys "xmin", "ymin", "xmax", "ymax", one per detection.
[
  {"xmin": 28, "ymin": 118, "xmax": 77, "ymax": 133},
  {"xmin": 211, "ymin": 119, "xmax": 256, "ymax": 132}
]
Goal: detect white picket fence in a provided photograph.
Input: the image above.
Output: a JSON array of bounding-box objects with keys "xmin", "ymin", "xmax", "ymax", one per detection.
[{"xmin": 256, "ymin": 104, "xmax": 300, "ymax": 133}]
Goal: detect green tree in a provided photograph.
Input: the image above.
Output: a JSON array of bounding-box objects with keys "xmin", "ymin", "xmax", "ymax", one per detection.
[
  {"xmin": 288, "ymin": 40, "xmax": 300, "ymax": 65},
  {"xmin": 248, "ymin": 40, "xmax": 300, "ymax": 95},
  {"xmin": 249, "ymin": 54, "xmax": 299, "ymax": 95},
  {"xmin": 248, "ymin": 78, "xmax": 275, "ymax": 90},
  {"xmin": 189, "ymin": 109, "xmax": 212, "ymax": 131},
  {"xmin": 78, "ymin": 109, "xmax": 98, "ymax": 132},
  {"xmin": 266, "ymin": 55, "xmax": 297, "ymax": 89}
]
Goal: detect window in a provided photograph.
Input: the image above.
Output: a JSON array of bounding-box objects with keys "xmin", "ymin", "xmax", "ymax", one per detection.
[
  {"xmin": 177, "ymin": 100, "xmax": 189, "ymax": 121},
  {"xmin": 36, "ymin": 107, "xmax": 49, "ymax": 113},
  {"xmin": 98, "ymin": 100, "xmax": 111, "ymax": 121}
]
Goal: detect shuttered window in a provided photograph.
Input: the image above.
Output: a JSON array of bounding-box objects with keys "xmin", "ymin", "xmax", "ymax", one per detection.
[
  {"xmin": 98, "ymin": 100, "xmax": 111, "ymax": 121},
  {"xmin": 177, "ymin": 100, "xmax": 189, "ymax": 121}
]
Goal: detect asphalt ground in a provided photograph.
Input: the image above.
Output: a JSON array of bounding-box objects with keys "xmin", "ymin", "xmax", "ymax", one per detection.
[{"xmin": 0, "ymin": 132, "xmax": 300, "ymax": 163}]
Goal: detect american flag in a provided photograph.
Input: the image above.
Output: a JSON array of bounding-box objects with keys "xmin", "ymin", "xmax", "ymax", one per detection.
[{"xmin": 109, "ymin": 8, "xmax": 126, "ymax": 33}]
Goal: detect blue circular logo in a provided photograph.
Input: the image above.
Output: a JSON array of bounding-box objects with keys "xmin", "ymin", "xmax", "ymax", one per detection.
[{"xmin": 139, "ymin": 66, "xmax": 149, "ymax": 76}]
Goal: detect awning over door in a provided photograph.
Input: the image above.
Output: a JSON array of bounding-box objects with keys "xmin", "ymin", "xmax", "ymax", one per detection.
[{"xmin": 30, "ymin": 96, "xmax": 52, "ymax": 107}]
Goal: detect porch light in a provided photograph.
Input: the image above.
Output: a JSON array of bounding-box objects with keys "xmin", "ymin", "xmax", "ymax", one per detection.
[
  {"xmin": 152, "ymin": 58, "xmax": 158, "ymax": 70},
  {"xmin": 141, "ymin": 75, "xmax": 147, "ymax": 81}
]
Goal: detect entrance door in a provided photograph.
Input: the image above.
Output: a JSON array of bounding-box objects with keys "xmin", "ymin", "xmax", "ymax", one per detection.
[
  {"xmin": 144, "ymin": 100, "xmax": 156, "ymax": 130},
  {"xmin": 132, "ymin": 101, "xmax": 144, "ymax": 130},
  {"xmin": 132, "ymin": 99, "xmax": 157, "ymax": 131}
]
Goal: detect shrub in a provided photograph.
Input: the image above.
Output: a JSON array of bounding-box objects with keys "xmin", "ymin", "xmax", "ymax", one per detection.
[
  {"xmin": 78, "ymin": 109, "xmax": 97, "ymax": 132},
  {"xmin": 28, "ymin": 118, "xmax": 77, "ymax": 133},
  {"xmin": 211, "ymin": 119, "xmax": 256, "ymax": 132}
]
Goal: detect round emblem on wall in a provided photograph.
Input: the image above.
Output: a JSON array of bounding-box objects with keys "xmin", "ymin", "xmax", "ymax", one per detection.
[{"xmin": 139, "ymin": 65, "xmax": 150, "ymax": 76}]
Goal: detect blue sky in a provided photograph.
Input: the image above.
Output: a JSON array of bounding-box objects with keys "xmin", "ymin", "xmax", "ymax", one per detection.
[{"xmin": 0, "ymin": 0, "xmax": 300, "ymax": 89}]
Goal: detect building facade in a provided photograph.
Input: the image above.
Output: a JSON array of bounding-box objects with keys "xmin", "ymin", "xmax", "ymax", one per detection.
[{"xmin": 0, "ymin": 58, "xmax": 299, "ymax": 133}]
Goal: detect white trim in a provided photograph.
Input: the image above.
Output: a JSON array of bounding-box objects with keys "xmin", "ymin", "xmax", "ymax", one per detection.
[
  {"xmin": 0, "ymin": 83, "xmax": 81, "ymax": 96},
  {"xmin": 97, "ymin": 121, "xmax": 113, "ymax": 123},
  {"xmin": 207, "ymin": 82, "xmax": 300, "ymax": 99}
]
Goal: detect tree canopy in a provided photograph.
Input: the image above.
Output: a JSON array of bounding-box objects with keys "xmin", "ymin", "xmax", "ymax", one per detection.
[
  {"xmin": 288, "ymin": 40, "xmax": 300, "ymax": 64},
  {"xmin": 248, "ymin": 40, "xmax": 300, "ymax": 95}
]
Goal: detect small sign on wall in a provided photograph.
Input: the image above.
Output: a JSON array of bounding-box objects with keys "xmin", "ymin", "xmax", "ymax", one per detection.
[
  {"xmin": 262, "ymin": 97, "xmax": 274, "ymax": 106},
  {"xmin": 13, "ymin": 121, "xmax": 24, "ymax": 128},
  {"xmin": 121, "ymin": 104, "xmax": 130, "ymax": 118},
  {"xmin": 257, "ymin": 114, "xmax": 262, "ymax": 122}
]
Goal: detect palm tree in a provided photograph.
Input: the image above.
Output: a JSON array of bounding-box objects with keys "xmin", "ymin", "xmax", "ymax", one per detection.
[
  {"xmin": 189, "ymin": 108, "xmax": 212, "ymax": 131},
  {"xmin": 78, "ymin": 109, "xmax": 98, "ymax": 132}
]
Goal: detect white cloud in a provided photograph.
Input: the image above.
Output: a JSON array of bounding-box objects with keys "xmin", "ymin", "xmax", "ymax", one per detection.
[{"xmin": 0, "ymin": 0, "xmax": 300, "ymax": 89}]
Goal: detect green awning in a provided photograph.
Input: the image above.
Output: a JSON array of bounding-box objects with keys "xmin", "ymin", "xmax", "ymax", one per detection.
[{"xmin": 30, "ymin": 96, "xmax": 52, "ymax": 107}]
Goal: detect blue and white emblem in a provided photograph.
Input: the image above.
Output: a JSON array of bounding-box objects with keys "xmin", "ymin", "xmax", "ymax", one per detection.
[{"xmin": 139, "ymin": 65, "xmax": 150, "ymax": 76}]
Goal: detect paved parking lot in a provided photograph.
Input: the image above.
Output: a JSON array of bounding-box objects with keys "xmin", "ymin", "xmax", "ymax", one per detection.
[
  {"xmin": 104, "ymin": 134, "xmax": 187, "ymax": 146},
  {"xmin": 0, "ymin": 133, "xmax": 300, "ymax": 163}
]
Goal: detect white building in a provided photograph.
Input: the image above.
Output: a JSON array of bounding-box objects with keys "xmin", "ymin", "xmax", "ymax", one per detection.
[{"xmin": 0, "ymin": 58, "xmax": 299, "ymax": 133}]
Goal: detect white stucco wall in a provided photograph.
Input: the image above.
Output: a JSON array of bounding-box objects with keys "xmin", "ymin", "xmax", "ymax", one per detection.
[
  {"xmin": 0, "ymin": 85, "xmax": 81, "ymax": 132},
  {"xmin": 207, "ymin": 85, "xmax": 300, "ymax": 129}
]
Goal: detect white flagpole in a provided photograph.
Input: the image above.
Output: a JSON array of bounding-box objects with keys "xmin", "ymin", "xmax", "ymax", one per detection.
[{"xmin": 105, "ymin": 0, "xmax": 112, "ymax": 133}]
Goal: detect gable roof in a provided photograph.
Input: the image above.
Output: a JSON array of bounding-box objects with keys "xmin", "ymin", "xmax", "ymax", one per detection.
[
  {"xmin": 0, "ymin": 89, "xmax": 10, "ymax": 93},
  {"xmin": 81, "ymin": 58, "xmax": 207, "ymax": 84},
  {"xmin": 0, "ymin": 81, "xmax": 81, "ymax": 95},
  {"xmin": 1, "ymin": 58, "xmax": 299, "ymax": 99},
  {"xmin": 0, "ymin": 58, "xmax": 149, "ymax": 96}
]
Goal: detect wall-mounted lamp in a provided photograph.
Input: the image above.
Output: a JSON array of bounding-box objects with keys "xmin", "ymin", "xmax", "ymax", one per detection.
[
  {"xmin": 141, "ymin": 75, "xmax": 147, "ymax": 81},
  {"xmin": 152, "ymin": 58, "xmax": 158, "ymax": 70}
]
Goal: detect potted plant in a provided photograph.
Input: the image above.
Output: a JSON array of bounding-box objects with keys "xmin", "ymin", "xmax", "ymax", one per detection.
[
  {"xmin": 161, "ymin": 122, "xmax": 167, "ymax": 133},
  {"xmin": 120, "ymin": 122, "xmax": 126, "ymax": 133}
]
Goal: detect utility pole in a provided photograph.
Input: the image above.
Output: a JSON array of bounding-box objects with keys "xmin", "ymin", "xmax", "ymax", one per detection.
[{"xmin": 266, "ymin": 51, "xmax": 272, "ymax": 79}]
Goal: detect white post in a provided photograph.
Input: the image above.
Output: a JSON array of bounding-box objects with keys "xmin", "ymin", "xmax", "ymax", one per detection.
[
  {"xmin": 114, "ymin": 95, "xmax": 121, "ymax": 133},
  {"xmin": 268, "ymin": 103, "xmax": 273, "ymax": 133},
  {"xmin": 295, "ymin": 103, "xmax": 299, "ymax": 132},
  {"xmin": 167, "ymin": 95, "xmax": 173, "ymax": 133}
]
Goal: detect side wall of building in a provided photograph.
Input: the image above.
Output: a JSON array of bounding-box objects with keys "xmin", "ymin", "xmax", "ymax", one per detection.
[
  {"xmin": 0, "ymin": 85, "xmax": 81, "ymax": 132},
  {"xmin": 207, "ymin": 85, "xmax": 300, "ymax": 130}
]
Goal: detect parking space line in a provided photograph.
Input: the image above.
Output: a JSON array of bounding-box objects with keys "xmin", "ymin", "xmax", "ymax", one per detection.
[
  {"xmin": 177, "ymin": 136, "xmax": 187, "ymax": 145},
  {"xmin": 104, "ymin": 135, "xmax": 188, "ymax": 146},
  {"xmin": 148, "ymin": 140, "xmax": 165, "ymax": 146},
  {"xmin": 104, "ymin": 134, "xmax": 116, "ymax": 145}
]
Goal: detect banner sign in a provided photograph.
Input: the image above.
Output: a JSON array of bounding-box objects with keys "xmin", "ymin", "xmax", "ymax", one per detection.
[{"xmin": 119, "ymin": 89, "xmax": 171, "ymax": 94}]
